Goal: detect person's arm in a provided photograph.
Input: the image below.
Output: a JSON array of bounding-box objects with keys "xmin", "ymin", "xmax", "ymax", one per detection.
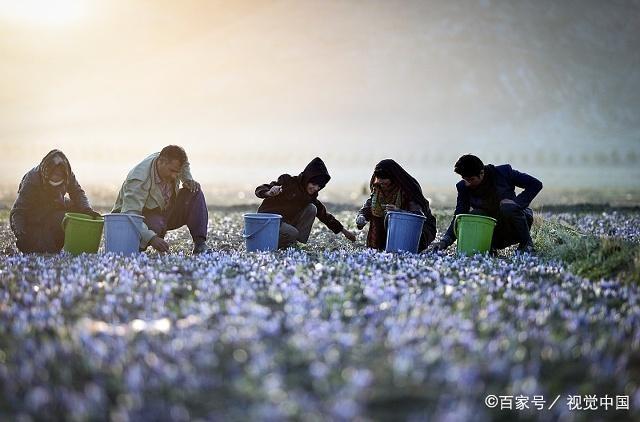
[
  {"xmin": 10, "ymin": 175, "xmax": 37, "ymax": 238},
  {"xmin": 508, "ymin": 165, "xmax": 543, "ymax": 208},
  {"xmin": 255, "ymin": 174, "xmax": 289, "ymax": 198},
  {"xmin": 314, "ymin": 199, "xmax": 344, "ymax": 234},
  {"xmin": 120, "ymin": 179, "xmax": 157, "ymax": 247},
  {"xmin": 441, "ymin": 184, "xmax": 470, "ymax": 246},
  {"xmin": 67, "ymin": 171, "xmax": 93, "ymax": 213},
  {"xmin": 355, "ymin": 196, "xmax": 372, "ymax": 229},
  {"xmin": 178, "ymin": 160, "xmax": 194, "ymax": 183},
  {"xmin": 405, "ymin": 200, "xmax": 425, "ymax": 216}
]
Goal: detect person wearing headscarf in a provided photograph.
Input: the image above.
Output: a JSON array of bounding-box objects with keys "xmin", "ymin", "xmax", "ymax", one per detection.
[
  {"xmin": 431, "ymin": 154, "xmax": 543, "ymax": 254},
  {"xmin": 10, "ymin": 149, "xmax": 99, "ymax": 253},
  {"xmin": 356, "ymin": 159, "xmax": 437, "ymax": 252},
  {"xmin": 255, "ymin": 157, "xmax": 357, "ymax": 249}
]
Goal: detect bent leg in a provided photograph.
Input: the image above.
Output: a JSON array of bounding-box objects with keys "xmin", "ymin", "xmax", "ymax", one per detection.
[
  {"xmin": 143, "ymin": 209, "xmax": 168, "ymax": 238},
  {"xmin": 279, "ymin": 222, "xmax": 299, "ymax": 249},
  {"xmin": 292, "ymin": 204, "xmax": 317, "ymax": 243},
  {"xmin": 166, "ymin": 188, "xmax": 209, "ymax": 243},
  {"xmin": 17, "ymin": 210, "xmax": 66, "ymax": 253},
  {"xmin": 494, "ymin": 203, "xmax": 534, "ymax": 249}
]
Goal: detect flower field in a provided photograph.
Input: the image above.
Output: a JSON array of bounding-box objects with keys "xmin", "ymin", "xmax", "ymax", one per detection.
[{"xmin": 0, "ymin": 209, "xmax": 639, "ymax": 421}]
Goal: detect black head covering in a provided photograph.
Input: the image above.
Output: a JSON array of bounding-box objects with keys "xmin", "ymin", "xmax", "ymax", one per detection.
[
  {"xmin": 38, "ymin": 150, "xmax": 71, "ymax": 186},
  {"xmin": 370, "ymin": 159, "xmax": 430, "ymax": 212},
  {"xmin": 299, "ymin": 157, "xmax": 331, "ymax": 189}
]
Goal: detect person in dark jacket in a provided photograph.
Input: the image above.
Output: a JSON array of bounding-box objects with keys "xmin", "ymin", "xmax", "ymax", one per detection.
[
  {"xmin": 432, "ymin": 154, "xmax": 543, "ymax": 254},
  {"xmin": 356, "ymin": 159, "xmax": 437, "ymax": 252},
  {"xmin": 255, "ymin": 157, "xmax": 357, "ymax": 249},
  {"xmin": 10, "ymin": 149, "xmax": 100, "ymax": 253}
]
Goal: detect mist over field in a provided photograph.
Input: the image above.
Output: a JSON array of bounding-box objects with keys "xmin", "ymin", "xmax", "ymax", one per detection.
[{"xmin": 1, "ymin": 0, "xmax": 639, "ymax": 204}]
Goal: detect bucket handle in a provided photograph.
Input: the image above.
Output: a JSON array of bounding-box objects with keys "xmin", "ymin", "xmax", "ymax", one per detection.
[
  {"xmin": 126, "ymin": 215, "xmax": 143, "ymax": 240},
  {"xmin": 454, "ymin": 214, "xmax": 460, "ymax": 238},
  {"xmin": 243, "ymin": 219, "xmax": 273, "ymax": 239},
  {"xmin": 62, "ymin": 215, "xmax": 69, "ymax": 232}
]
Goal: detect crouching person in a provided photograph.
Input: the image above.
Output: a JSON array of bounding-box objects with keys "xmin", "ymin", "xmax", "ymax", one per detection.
[
  {"xmin": 111, "ymin": 145, "xmax": 211, "ymax": 254},
  {"xmin": 255, "ymin": 157, "xmax": 356, "ymax": 249},
  {"xmin": 356, "ymin": 159, "xmax": 437, "ymax": 252},
  {"xmin": 10, "ymin": 149, "xmax": 100, "ymax": 253},
  {"xmin": 432, "ymin": 154, "xmax": 543, "ymax": 254}
]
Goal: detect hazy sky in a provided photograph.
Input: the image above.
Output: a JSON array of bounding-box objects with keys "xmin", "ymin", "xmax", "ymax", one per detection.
[{"xmin": 1, "ymin": 0, "xmax": 639, "ymax": 199}]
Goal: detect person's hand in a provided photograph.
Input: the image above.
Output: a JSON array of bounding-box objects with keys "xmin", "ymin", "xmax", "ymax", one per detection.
[
  {"xmin": 429, "ymin": 240, "xmax": 449, "ymax": 252},
  {"xmin": 183, "ymin": 180, "xmax": 201, "ymax": 193},
  {"xmin": 355, "ymin": 215, "xmax": 367, "ymax": 230},
  {"xmin": 384, "ymin": 204, "xmax": 398, "ymax": 212},
  {"xmin": 84, "ymin": 209, "xmax": 102, "ymax": 219},
  {"xmin": 342, "ymin": 229, "xmax": 357, "ymax": 242},
  {"xmin": 267, "ymin": 185, "xmax": 283, "ymax": 197},
  {"xmin": 149, "ymin": 236, "xmax": 170, "ymax": 253},
  {"xmin": 500, "ymin": 199, "xmax": 517, "ymax": 206}
]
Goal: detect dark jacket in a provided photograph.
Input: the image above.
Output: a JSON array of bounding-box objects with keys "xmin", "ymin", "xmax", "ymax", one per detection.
[
  {"xmin": 10, "ymin": 150, "xmax": 92, "ymax": 237},
  {"xmin": 255, "ymin": 157, "xmax": 344, "ymax": 234},
  {"xmin": 442, "ymin": 164, "xmax": 542, "ymax": 244}
]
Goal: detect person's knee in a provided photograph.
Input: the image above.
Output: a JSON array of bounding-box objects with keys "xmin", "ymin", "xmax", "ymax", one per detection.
[
  {"xmin": 303, "ymin": 203, "xmax": 317, "ymax": 218},
  {"xmin": 499, "ymin": 202, "xmax": 522, "ymax": 217},
  {"xmin": 281, "ymin": 225, "xmax": 299, "ymax": 241},
  {"xmin": 179, "ymin": 187, "xmax": 205, "ymax": 201},
  {"xmin": 144, "ymin": 214, "xmax": 167, "ymax": 237}
]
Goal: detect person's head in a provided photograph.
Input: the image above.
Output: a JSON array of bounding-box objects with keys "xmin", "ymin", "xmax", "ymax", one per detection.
[
  {"xmin": 372, "ymin": 167, "xmax": 395, "ymax": 190},
  {"xmin": 47, "ymin": 163, "xmax": 66, "ymax": 186},
  {"xmin": 40, "ymin": 150, "xmax": 70, "ymax": 187},
  {"xmin": 306, "ymin": 174, "xmax": 329, "ymax": 195},
  {"xmin": 157, "ymin": 145, "xmax": 188, "ymax": 182},
  {"xmin": 454, "ymin": 154, "xmax": 485, "ymax": 188}
]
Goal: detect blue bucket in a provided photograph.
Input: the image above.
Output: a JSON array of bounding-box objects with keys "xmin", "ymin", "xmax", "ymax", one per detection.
[
  {"xmin": 243, "ymin": 213, "xmax": 282, "ymax": 252},
  {"xmin": 385, "ymin": 211, "xmax": 426, "ymax": 253},
  {"xmin": 104, "ymin": 213, "xmax": 144, "ymax": 255}
]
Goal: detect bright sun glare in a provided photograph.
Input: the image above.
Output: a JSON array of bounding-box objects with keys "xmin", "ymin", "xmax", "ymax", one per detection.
[{"xmin": 0, "ymin": 0, "xmax": 90, "ymax": 27}]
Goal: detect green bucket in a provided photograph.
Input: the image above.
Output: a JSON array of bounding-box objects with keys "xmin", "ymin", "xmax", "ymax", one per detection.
[
  {"xmin": 62, "ymin": 212, "xmax": 104, "ymax": 255},
  {"xmin": 454, "ymin": 214, "xmax": 497, "ymax": 255}
]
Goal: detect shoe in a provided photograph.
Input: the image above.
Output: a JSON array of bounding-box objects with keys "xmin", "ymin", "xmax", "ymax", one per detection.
[
  {"xmin": 193, "ymin": 241, "xmax": 212, "ymax": 255},
  {"xmin": 516, "ymin": 240, "xmax": 535, "ymax": 255}
]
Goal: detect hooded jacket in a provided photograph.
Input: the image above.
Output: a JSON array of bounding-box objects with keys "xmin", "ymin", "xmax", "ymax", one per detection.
[
  {"xmin": 255, "ymin": 157, "xmax": 344, "ymax": 234},
  {"xmin": 10, "ymin": 150, "xmax": 92, "ymax": 236}
]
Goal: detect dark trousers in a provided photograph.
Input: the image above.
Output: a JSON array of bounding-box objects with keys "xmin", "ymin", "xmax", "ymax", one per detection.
[
  {"xmin": 16, "ymin": 209, "xmax": 67, "ymax": 253},
  {"xmin": 471, "ymin": 203, "xmax": 533, "ymax": 250},
  {"xmin": 278, "ymin": 204, "xmax": 317, "ymax": 249},
  {"xmin": 143, "ymin": 188, "xmax": 208, "ymax": 243}
]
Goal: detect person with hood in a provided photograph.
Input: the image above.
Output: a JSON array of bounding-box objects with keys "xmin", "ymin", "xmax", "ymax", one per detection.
[
  {"xmin": 10, "ymin": 149, "xmax": 100, "ymax": 253},
  {"xmin": 356, "ymin": 159, "xmax": 437, "ymax": 252},
  {"xmin": 112, "ymin": 145, "xmax": 210, "ymax": 254},
  {"xmin": 255, "ymin": 157, "xmax": 357, "ymax": 249},
  {"xmin": 431, "ymin": 154, "xmax": 543, "ymax": 254}
]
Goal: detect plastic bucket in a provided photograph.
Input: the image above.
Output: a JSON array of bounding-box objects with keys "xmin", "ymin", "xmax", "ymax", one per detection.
[
  {"xmin": 385, "ymin": 211, "xmax": 426, "ymax": 253},
  {"xmin": 104, "ymin": 213, "xmax": 144, "ymax": 254},
  {"xmin": 455, "ymin": 214, "xmax": 497, "ymax": 255},
  {"xmin": 243, "ymin": 213, "xmax": 282, "ymax": 252},
  {"xmin": 62, "ymin": 212, "xmax": 104, "ymax": 255}
]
